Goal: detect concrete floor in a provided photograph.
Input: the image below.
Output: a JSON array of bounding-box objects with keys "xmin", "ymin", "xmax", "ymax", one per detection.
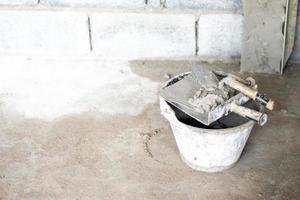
[{"xmin": 0, "ymin": 61, "xmax": 300, "ymax": 199}]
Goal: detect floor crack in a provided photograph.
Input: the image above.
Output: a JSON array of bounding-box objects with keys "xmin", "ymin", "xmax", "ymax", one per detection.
[{"xmin": 142, "ymin": 128, "xmax": 163, "ymax": 158}]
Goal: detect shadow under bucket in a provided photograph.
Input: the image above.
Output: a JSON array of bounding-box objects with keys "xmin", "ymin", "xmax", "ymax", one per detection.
[{"xmin": 160, "ymin": 72, "xmax": 258, "ymax": 172}]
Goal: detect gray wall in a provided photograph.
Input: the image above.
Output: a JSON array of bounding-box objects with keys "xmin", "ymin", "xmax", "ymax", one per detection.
[{"xmin": 290, "ymin": 3, "xmax": 300, "ymax": 62}]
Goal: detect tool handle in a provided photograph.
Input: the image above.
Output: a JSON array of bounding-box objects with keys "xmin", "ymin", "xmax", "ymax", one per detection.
[
  {"xmin": 231, "ymin": 104, "xmax": 268, "ymax": 126},
  {"xmin": 255, "ymin": 93, "xmax": 274, "ymax": 111},
  {"xmin": 224, "ymin": 77, "xmax": 274, "ymax": 110}
]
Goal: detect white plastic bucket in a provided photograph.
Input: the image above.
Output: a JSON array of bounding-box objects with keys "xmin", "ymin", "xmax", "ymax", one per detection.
[{"xmin": 160, "ymin": 73, "xmax": 255, "ymax": 172}]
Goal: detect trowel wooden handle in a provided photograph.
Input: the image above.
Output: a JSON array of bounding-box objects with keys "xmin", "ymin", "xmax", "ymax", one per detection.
[
  {"xmin": 231, "ymin": 104, "xmax": 268, "ymax": 126},
  {"xmin": 225, "ymin": 78, "xmax": 274, "ymax": 110}
]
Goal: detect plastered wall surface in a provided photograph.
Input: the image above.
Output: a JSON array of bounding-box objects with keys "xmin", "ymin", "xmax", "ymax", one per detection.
[
  {"xmin": 41, "ymin": 0, "xmax": 145, "ymax": 8},
  {"xmin": 0, "ymin": 0, "xmax": 243, "ymax": 60},
  {"xmin": 166, "ymin": 0, "xmax": 241, "ymax": 11},
  {"xmin": 90, "ymin": 13, "xmax": 196, "ymax": 59},
  {"xmin": 290, "ymin": 1, "xmax": 300, "ymax": 62},
  {"xmin": 0, "ymin": 0, "xmax": 37, "ymax": 5},
  {"xmin": 0, "ymin": 11, "xmax": 90, "ymax": 55},
  {"xmin": 197, "ymin": 14, "xmax": 243, "ymax": 60},
  {"xmin": 241, "ymin": 0, "xmax": 286, "ymax": 73},
  {"xmin": 284, "ymin": 0, "xmax": 298, "ymax": 65}
]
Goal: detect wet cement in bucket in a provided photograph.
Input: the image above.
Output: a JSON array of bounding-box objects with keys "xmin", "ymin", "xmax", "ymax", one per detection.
[
  {"xmin": 169, "ymin": 101, "xmax": 259, "ymax": 129},
  {"xmin": 165, "ymin": 73, "xmax": 260, "ymax": 129}
]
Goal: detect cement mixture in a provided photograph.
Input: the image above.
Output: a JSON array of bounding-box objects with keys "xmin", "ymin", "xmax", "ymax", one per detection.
[{"xmin": 188, "ymin": 84, "xmax": 233, "ymax": 113}]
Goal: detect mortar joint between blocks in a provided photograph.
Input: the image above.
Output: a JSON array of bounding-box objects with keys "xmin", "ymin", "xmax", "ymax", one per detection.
[
  {"xmin": 88, "ymin": 16, "xmax": 93, "ymax": 52},
  {"xmin": 160, "ymin": 0, "xmax": 167, "ymax": 8},
  {"xmin": 195, "ymin": 17, "xmax": 199, "ymax": 56}
]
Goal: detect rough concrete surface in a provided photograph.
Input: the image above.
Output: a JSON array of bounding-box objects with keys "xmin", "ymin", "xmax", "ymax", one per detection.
[
  {"xmin": 147, "ymin": 0, "xmax": 160, "ymax": 8},
  {"xmin": 0, "ymin": 0, "xmax": 37, "ymax": 5},
  {"xmin": 283, "ymin": 0, "xmax": 298, "ymax": 65},
  {"xmin": 166, "ymin": 0, "xmax": 241, "ymax": 11},
  {"xmin": 0, "ymin": 60, "xmax": 300, "ymax": 199},
  {"xmin": 241, "ymin": 0, "xmax": 285, "ymax": 73},
  {"xmin": 41, "ymin": 0, "xmax": 145, "ymax": 8},
  {"xmin": 0, "ymin": 9, "xmax": 244, "ymax": 61},
  {"xmin": 197, "ymin": 14, "xmax": 243, "ymax": 60},
  {"xmin": 290, "ymin": 1, "xmax": 300, "ymax": 62},
  {"xmin": 0, "ymin": 11, "xmax": 90, "ymax": 56},
  {"xmin": 90, "ymin": 13, "xmax": 196, "ymax": 59}
]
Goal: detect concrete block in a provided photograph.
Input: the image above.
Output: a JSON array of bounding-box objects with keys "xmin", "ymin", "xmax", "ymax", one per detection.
[
  {"xmin": 166, "ymin": 0, "xmax": 241, "ymax": 11},
  {"xmin": 290, "ymin": 1, "xmax": 300, "ymax": 62},
  {"xmin": 90, "ymin": 13, "xmax": 196, "ymax": 59},
  {"xmin": 0, "ymin": 0, "xmax": 38, "ymax": 5},
  {"xmin": 241, "ymin": 0, "xmax": 285, "ymax": 73},
  {"xmin": 41, "ymin": 0, "xmax": 145, "ymax": 8},
  {"xmin": 197, "ymin": 14, "xmax": 243, "ymax": 60},
  {"xmin": 0, "ymin": 11, "xmax": 90, "ymax": 55},
  {"xmin": 291, "ymin": 19, "xmax": 300, "ymax": 62},
  {"xmin": 284, "ymin": 0, "xmax": 298, "ymax": 65},
  {"xmin": 148, "ymin": 0, "xmax": 160, "ymax": 8}
]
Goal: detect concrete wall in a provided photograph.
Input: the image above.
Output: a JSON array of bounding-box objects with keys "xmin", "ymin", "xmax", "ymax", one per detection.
[
  {"xmin": 1, "ymin": 1, "xmax": 299, "ymax": 63},
  {"xmin": 241, "ymin": 0, "xmax": 286, "ymax": 73},
  {"xmin": 290, "ymin": 3, "xmax": 300, "ymax": 62},
  {"xmin": 0, "ymin": 0, "xmax": 243, "ymax": 61}
]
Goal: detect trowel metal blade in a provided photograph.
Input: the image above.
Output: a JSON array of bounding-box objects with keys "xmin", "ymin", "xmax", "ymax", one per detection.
[
  {"xmin": 191, "ymin": 63, "xmax": 219, "ymax": 88},
  {"xmin": 160, "ymin": 73, "xmax": 211, "ymax": 125},
  {"xmin": 160, "ymin": 72, "xmax": 251, "ymax": 126}
]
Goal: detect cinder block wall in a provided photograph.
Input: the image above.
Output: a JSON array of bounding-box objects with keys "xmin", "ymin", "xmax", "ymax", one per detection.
[{"xmin": 0, "ymin": 0, "xmax": 243, "ymax": 61}]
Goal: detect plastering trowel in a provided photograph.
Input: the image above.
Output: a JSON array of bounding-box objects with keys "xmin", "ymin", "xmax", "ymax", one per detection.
[{"xmin": 160, "ymin": 64, "xmax": 274, "ymax": 126}]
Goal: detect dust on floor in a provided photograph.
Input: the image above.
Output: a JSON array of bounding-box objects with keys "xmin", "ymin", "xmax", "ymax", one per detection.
[{"xmin": 0, "ymin": 62, "xmax": 300, "ymax": 200}]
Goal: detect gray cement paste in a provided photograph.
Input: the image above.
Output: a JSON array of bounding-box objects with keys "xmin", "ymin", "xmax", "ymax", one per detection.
[{"xmin": 188, "ymin": 85, "xmax": 233, "ymax": 114}]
